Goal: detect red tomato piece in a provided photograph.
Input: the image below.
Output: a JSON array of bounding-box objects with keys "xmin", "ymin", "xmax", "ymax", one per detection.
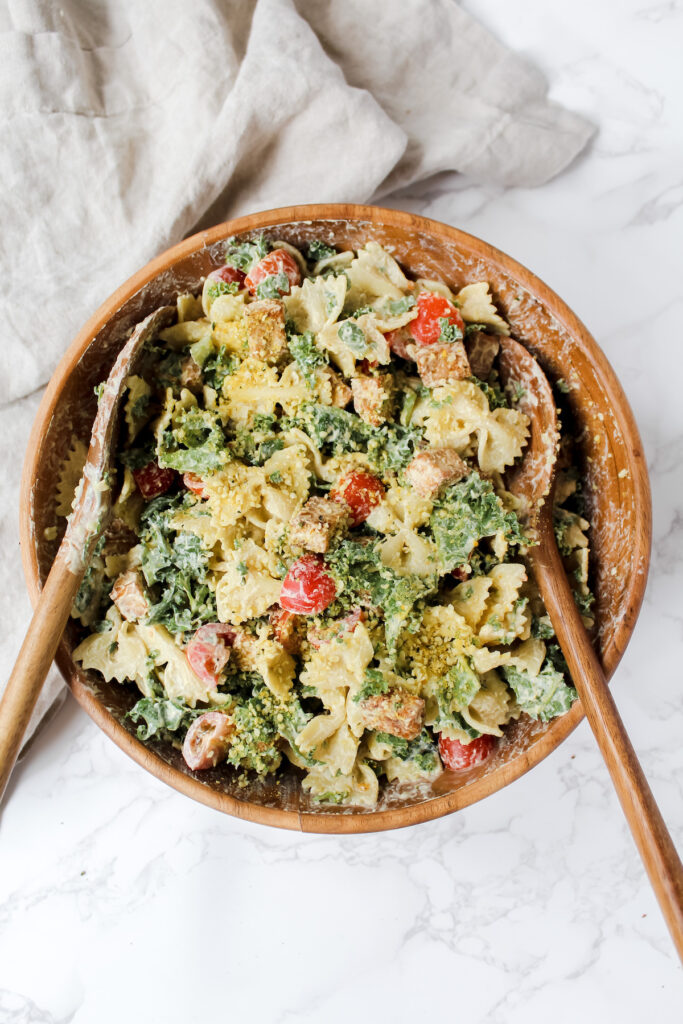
[
  {"xmin": 331, "ymin": 471, "xmax": 385, "ymax": 526},
  {"xmin": 409, "ymin": 291, "xmax": 465, "ymax": 346},
  {"xmin": 133, "ymin": 462, "xmax": 176, "ymax": 501},
  {"xmin": 279, "ymin": 554, "xmax": 337, "ymax": 615},
  {"xmin": 439, "ymin": 733, "xmax": 495, "ymax": 771},
  {"xmin": 186, "ymin": 623, "xmax": 236, "ymax": 687},
  {"xmin": 183, "ymin": 472, "xmax": 207, "ymax": 498},
  {"xmin": 244, "ymin": 249, "xmax": 302, "ymax": 297},
  {"xmin": 182, "ymin": 712, "xmax": 234, "ymax": 771},
  {"xmin": 208, "ymin": 264, "xmax": 246, "ymax": 288}
]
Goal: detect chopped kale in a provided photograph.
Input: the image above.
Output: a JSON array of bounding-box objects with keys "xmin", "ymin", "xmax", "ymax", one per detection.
[
  {"xmin": 230, "ymin": 414, "xmax": 285, "ymax": 466},
  {"xmin": 354, "ymin": 667, "xmax": 389, "ymax": 702},
  {"xmin": 385, "ymin": 295, "xmax": 416, "ymax": 316},
  {"xmin": 282, "ymin": 402, "xmax": 422, "ymax": 474},
  {"xmin": 464, "ymin": 323, "xmax": 492, "ymax": 336},
  {"xmin": 224, "ymin": 234, "xmax": 270, "ymax": 272},
  {"xmin": 438, "ymin": 316, "xmax": 464, "ymax": 344},
  {"xmin": 256, "ymin": 272, "xmax": 289, "ymax": 300},
  {"xmin": 531, "ymin": 615, "xmax": 555, "ymax": 640},
  {"xmin": 503, "ymin": 660, "xmax": 577, "ymax": 722},
  {"xmin": 430, "ymin": 473, "xmax": 525, "ymax": 572},
  {"xmin": 201, "ymin": 345, "xmax": 241, "ymax": 390},
  {"xmin": 128, "ymin": 696, "xmax": 202, "ymax": 742},
  {"xmin": 468, "ymin": 376, "xmax": 509, "ymax": 410},
  {"xmin": 350, "ymin": 305, "xmax": 374, "ymax": 319},
  {"xmin": 288, "ymin": 330, "xmax": 329, "ymax": 386},
  {"xmin": 306, "ymin": 240, "xmax": 337, "ymax": 262},
  {"xmin": 119, "ymin": 438, "xmax": 156, "ymax": 470},
  {"xmin": 207, "ymin": 279, "xmax": 239, "ymax": 301},
  {"xmin": 574, "ymin": 588, "xmax": 595, "ymax": 617},
  {"xmin": 157, "ymin": 407, "xmax": 228, "ymax": 475},
  {"xmin": 376, "ymin": 729, "xmax": 440, "ymax": 772},
  {"xmin": 429, "ymin": 657, "xmax": 481, "ymax": 735},
  {"xmin": 325, "ymin": 538, "xmax": 436, "ymax": 655},
  {"xmin": 139, "ymin": 494, "xmax": 217, "ymax": 634},
  {"xmin": 337, "ymin": 320, "xmax": 368, "ymax": 355}
]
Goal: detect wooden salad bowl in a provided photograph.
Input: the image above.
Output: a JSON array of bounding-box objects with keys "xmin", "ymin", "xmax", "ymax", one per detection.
[{"xmin": 19, "ymin": 204, "xmax": 651, "ymax": 834}]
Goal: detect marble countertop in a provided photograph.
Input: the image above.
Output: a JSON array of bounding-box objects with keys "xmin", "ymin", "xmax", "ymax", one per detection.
[{"xmin": 1, "ymin": 1, "xmax": 681, "ymax": 1020}]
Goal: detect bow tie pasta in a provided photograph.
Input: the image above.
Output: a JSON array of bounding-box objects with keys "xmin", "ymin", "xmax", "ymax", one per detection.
[{"xmin": 56, "ymin": 236, "xmax": 592, "ymax": 806}]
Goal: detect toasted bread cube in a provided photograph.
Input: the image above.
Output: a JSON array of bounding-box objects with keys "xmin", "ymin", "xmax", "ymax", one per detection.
[
  {"xmin": 103, "ymin": 517, "xmax": 138, "ymax": 555},
  {"xmin": 465, "ymin": 330, "xmax": 500, "ymax": 380},
  {"xmin": 324, "ymin": 367, "xmax": 353, "ymax": 408},
  {"xmin": 351, "ymin": 372, "xmax": 394, "ymax": 426},
  {"xmin": 269, "ymin": 607, "xmax": 303, "ymax": 656},
  {"xmin": 180, "ymin": 355, "xmax": 203, "ymax": 392},
  {"xmin": 244, "ymin": 299, "xmax": 288, "ymax": 364},
  {"xmin": 405, "ymin": 448, "xmax": 468, "ymax": 497},
  {"xmin": 360, "ymin": 688, "xmax": 424, "ymax": 741},
  {"xmin": 289, "ymin": 496, "xmax": 349, "ymax": 554},
  {"xmin": 110, "ymin": 570, "xmax": 149, "ymax": 622},
  {"xmin": 415, "ymin": 341, "xmax": 471, "ymax": 387}
]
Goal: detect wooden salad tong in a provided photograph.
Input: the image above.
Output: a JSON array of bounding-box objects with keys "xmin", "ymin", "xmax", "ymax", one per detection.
[
  {"xmin": 0, "ymin": 306, "xmax": 175, "ymax": 802},
  {"xmin": 497, "ymin": 334, "xmax": 683, "ymax": 962}
]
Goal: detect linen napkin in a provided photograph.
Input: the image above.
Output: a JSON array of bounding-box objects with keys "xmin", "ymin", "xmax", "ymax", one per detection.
[{"xmin": 0, "ymin": 0, "xmax": 594, "ymax": 748}]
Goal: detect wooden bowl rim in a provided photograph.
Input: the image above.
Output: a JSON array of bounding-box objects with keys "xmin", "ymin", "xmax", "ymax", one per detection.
[{"xmin": 19, "ymin": 203, "xmax": 652, "ymax": 834}]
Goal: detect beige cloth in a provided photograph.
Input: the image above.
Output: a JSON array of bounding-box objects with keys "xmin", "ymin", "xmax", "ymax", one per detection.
[{"xmin": 0, "ymin": 0, "xmax": 593, "ymax": 744}]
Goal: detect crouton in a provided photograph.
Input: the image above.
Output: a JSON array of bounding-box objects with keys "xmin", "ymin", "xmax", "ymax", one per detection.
[
  {"xmin": 180, "ymin": 355, "xmax": 203, "ymax": 392},
  {"xmin": 244, "ymin": 299, "xmax": 288, "ymax": 364},
  {"xmin": 323, "ymin": 367, "xmax": 353, "ymax": 408},
  {"xmin": 102, "ymin": 517, "xmax": 138, "ymax": 555},
  {"xmin": 269, "ymin": 607, "xmax": 303, "ymax": 656},
  {"xmin": 350, "ymin": 372, "xmax": 394, "ymax": 426},
  {"xmin": 289, "ymin": 496, "xmax": 349, "ymax": 554},
  {"xmin": 359, "ymin": 688, "xmax": 425, "ymax": 741},
  {"xmin": 405, "ymin": 448, "xmax": 468, "ymax": 497},
  {"xmin": 110, "ymin": 570, "xmax": 149, "ymax": 622},
  {"xmin": 465, "ymin": 330, "xmax": 500, "ymax": 380},
  {"xmin": 415, "ymin": 341, "xmax": 470, "ymax": 387}
]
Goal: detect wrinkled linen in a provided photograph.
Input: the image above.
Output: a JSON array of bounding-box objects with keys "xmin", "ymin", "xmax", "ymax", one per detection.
[{"xmin": 0, "ymin": 0, "xmax": 593, "ymax": 745}]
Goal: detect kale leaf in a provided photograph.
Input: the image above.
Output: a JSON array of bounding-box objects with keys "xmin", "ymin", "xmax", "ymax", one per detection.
[
  {"xmin": 337, "ymin": 321, "xmax": 369, "ymax": 355},
  {"xmin": 202, "ymin": 346, "xmax": 241, "ymax": 390},
  {"xmin": 306, "ymin": 240, "xmax": 337, "ymax": 262},
  {"xmin": 429, "ymin": 656, "xmax": 481, "ymax": 734},
  {"xmin": 139, "ymin": 495, "xmax": 217, "ymax": 634},
  {"xmin": 429, "ymin": 473, "xmax": 525, "ymax": 572},
  {"xmin": 376, "ymin": 728, "xmax": 440, "ymax": 772},
  {"xmin": 128, "ymin": 696, "xmax": 201, "ymax": 742},
  {"xmin": 468, "ymin": 376, "xmax": 509, "ymax": 410},
  {"xmin": 288, "ymin": 330, "xmax": 329, "ymax": 386},
  {"xmin": 503, "ymin": 661, "xmax": 577, "ymax": 722},
  {"xmin": 256, "ymin": 272, "xmax": 289, "ymax": 300},
  {"xmin": 354, "ymin": 667, "xmax": 389, "ymax": 702},
  {"xmin": 157, "ymin": 407, "xmax": 228, "ymax": 474},
  {"xmin": 224, "ymin": 234, "xmax": 270, "ymax": 272},
  {"xmin": 438, "ymin": 316, "xmax": 464, "ymax": 343}
]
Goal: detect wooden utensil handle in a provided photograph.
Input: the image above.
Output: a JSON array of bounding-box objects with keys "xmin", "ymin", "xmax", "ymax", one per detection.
[
  {"xmin": 0, "ymin": 550, "xmax": 82, "ymax": 801},
  {"xmin": 534, "ymin": 527, "xmax": 683, "ymax": 962}
]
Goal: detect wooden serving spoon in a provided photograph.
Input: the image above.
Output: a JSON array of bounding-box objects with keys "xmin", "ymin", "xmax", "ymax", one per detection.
[
  {"xmin": 0, "ymin": 305, "xmax": 175, "ymax": 802},
  {"xmin": 498, "ymin": 334, "xmax": 683, "ymax": 962}
]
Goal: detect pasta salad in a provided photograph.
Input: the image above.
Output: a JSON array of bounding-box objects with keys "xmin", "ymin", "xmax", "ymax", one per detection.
[{"xmin": 60, "ymin": 236, "xmax": 593, "ymax": 807}]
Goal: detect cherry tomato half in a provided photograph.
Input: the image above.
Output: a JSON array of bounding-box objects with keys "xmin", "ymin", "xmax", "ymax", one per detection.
[
  {"xmin": 182, "ymin": 712, "xmax": 234, "ymax": 771},
  {"xmin": 245, "ymin": 249, "xmax": 302, "ymax": 297},
  {"xmin": 208, "ymin": 264, "xmax": 246, "ymax": 288},
  {"xmin": 438, "ymin": 733, "xmax": 495, "ymax": 771},
  {"xmin": 279, "ymin": 554, "xmax": 337, "ymax": 615},
  {"xmin": 183, "ymin": 472, "xmax": 207, "ymax": 498},
  {"xmin": 186, "ymin": 623, "xmax": 236, "ymax": 687},
  {"xmin": 331, "ymin": 471, "xmax": 385, "ymax": 526},
  {"xmin": 409, "ymin": 291, "xmax": 465, "ymax": 346},
  {"xmin": 133, "ymin": 462, "xmax": 176, "ymax": 501}
]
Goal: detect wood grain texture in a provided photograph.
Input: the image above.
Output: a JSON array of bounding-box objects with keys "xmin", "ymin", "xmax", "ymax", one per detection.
[
  {"xmin": 0, "ymin": 306, "xmax": 176, "ymax": 800},
  {"xmin": 17, "ymin": 203, "xmax": 652, "ymax": 834},
  {"xmin": 498, "ymin": 335, "xmax": 682, "ymax": 963},
  {"xmin": 533, "ymin": 498, "xmax": 683, "ymax": 962}
]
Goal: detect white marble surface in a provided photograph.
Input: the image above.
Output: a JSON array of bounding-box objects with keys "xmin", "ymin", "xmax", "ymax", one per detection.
[{"xmin": 2, "ymin": 0, "xmax": 682, "ymax": 1019}]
